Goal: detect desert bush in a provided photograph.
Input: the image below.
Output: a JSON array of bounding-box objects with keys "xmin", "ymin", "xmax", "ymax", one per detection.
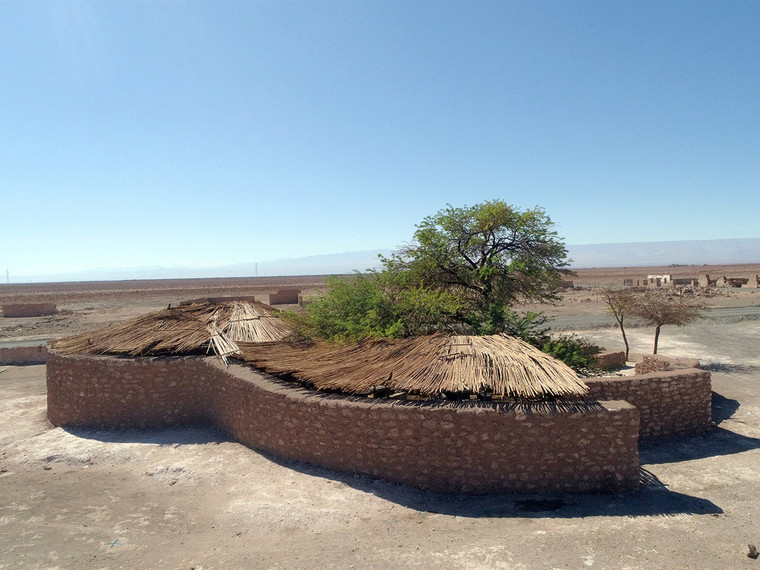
[
  {"xmin": 541, "ymin": 335, "xmax": 603, "ymax": 375},
  {"xmin": 288, "ymin": 199, "xmax": 599, "ymax": 377},
  {"xmin": 285, "ymin": 271, "xmax": 461, "ymax": 343}
]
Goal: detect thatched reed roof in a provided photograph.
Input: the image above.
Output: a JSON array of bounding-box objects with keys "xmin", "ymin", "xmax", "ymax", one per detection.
[
  {"xmin": 52, "ymin": 301, "xmax": 290, "ymax": 359},
  {"xmin": 237, "ymin": 333, "xmax": 588, "ymax": 400}
]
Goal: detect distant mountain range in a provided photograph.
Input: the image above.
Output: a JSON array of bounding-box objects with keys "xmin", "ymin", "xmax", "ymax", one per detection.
[
  {"xmin": 10, "ymin": 250, "xmax": 394, "ymax": 283},
  {"xmin": 567, "ymin": 238, "xmax": 760, "ymax": 268},
  {"xmin": 10, "ymin": 238, "xmax": 760, "ymax": 283}
]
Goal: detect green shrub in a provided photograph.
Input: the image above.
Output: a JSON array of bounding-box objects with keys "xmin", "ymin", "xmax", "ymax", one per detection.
[
  {"xmin": 287, "ymin": 271, "xmax": 461, "ymax": 343},
  {"xmin": 541, "ymin": 334, "xmax": 602, "ymax": 375}
]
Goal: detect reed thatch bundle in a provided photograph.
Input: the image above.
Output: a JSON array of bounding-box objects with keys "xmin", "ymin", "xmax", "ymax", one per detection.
[
  {"xmin": 52, "ymin": 301, "xmax": 290, "ymax": 358},
  {"xmin": 237, "ymin": 333, "xmax": 588, "ymax": 400}
]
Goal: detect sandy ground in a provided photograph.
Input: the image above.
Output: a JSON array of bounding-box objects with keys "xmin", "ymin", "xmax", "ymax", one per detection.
[{"xmin": 2, "ymin": 269, "xmax": 760, "ymax": 568}]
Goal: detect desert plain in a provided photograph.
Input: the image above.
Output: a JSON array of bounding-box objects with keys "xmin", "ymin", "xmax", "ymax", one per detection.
[{"xmin": 1, "ymin": 263, "xmax": 760, "ymax": 569}]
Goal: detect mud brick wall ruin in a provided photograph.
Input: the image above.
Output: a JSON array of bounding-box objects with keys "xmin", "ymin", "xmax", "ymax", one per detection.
[
  {"xmin": 1, "ymin": 303, "xmax": 57, "ymax": 317},
  {"xmin": 0, "ymin": 345, "xmax": 48, "ymax": 365},
  {"xmin": 267, "ymin": 289, "xmax": 300, "ymax": 305},
  {"xmin": 46, "ymin": 351, "xmax": 641, "ymax": 494}
]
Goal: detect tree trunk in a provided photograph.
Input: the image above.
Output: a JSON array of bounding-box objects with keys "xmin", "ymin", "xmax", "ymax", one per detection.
[
  {"xmin": 618, "ymin": 321, "xmax": 630, "ymax": 362},
  {"xmin": 620, "ymin": 322, "xmax": 630, "ymax": 361},
  {"xmin": 653, "ymin": 324, "xmax": 661, "ymax": 354}
]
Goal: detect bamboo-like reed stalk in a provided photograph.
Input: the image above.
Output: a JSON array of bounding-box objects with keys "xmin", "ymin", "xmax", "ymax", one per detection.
[
  {"xmin": 52, "ymin": 301, "xmax": 290, "ymax": 358},
  {"xmin": 237, "ymin": 333, "xmax": 588, "ymax": 400}
]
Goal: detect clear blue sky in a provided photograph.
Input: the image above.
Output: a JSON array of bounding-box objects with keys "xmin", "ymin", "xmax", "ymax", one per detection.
[{"xmin": 3, "ymin": 1, "xmax": 759, "ymax": 279}]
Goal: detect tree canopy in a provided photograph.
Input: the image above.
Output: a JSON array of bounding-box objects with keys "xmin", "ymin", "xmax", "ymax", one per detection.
[
  {"xmin": 631, "ymin": 291, "xmax": 706, "ymax": 354},
  {"xmin": 601, "ymin": 287, "xmax": 638, "ymax": 360},
  {"xmin": 388, "ymin": 200, "xmax": 570, "ymax": 333},
  {"xmin": 291, "ymin": 200, "xmax": 572, "ymax": 342}
]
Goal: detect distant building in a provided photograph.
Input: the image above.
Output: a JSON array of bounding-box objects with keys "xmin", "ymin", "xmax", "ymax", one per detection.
[
  {"xmin": 671, "ymin": 277, "xmax": 698, "ymax": 286},
  {"xmin": 268, "ymin": 289, "xmax": 301, "ymax": 305},
  {"xmin": 646, "ymin": 275, "xmax": 671, "ymax": 287}
]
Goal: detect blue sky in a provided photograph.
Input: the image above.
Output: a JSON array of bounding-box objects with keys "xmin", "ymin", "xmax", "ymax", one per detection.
[{"xmin": 2, "ymin": 1, "xmax": 759, "ymax": 279}]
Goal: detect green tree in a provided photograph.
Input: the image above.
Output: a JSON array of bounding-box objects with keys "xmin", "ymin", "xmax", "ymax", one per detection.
[
  {"xmin": 631, "ymin": 291, "xmax": 706, "ymax": 354},
  {"xmin": 387, "ymin": 200, "xmax": 570, "ymax": 333},
  {"xmin": 291, "ymin": 200, "xmax": 571, "ymax": 344},
  {"xmin": 600, "ymin": 287, "xmax": 638, "ymax": 360}
]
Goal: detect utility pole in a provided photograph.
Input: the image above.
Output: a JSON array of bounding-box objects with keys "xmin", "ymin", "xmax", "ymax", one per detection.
[
  {"xmin": 5, "ymin": 269, "xmax": 8, "ymax": 284},
  {"xmin": 255, "ymin": 262, "xmax": 258, "ymax": 278}
]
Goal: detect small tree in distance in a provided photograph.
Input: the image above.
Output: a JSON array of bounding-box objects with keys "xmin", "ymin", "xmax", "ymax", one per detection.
[
  {"xmin": 600, "ymin": 287, "xmax": 638, "ymax": 360},
  {"xmin": 631, "ymin": 290, "xmax": 706, "ymax": 354}
]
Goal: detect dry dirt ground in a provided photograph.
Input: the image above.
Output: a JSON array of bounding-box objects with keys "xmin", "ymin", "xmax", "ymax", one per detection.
[{"xmin": 2, "ymin": 268, "xmax": 760, "ymax": 569}]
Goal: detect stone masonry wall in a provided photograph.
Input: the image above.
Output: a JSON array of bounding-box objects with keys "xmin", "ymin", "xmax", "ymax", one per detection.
[
  {"xmin": 47, "ymin": 354, "xmax": 212, "ymax": 428},
  {"xmin": 585, "ymin": 368, "xmax": 712, "ymax": 440},
  {"xmin": 635, "ymin": 354, "xmax": 701, "ymax": 375},
  {"xmin": 594, "ymin": 350, "xmax": 626, "ymax": 369},
  {"xmin": 46, "ymin": 351, "xmax": 640, "ymax": 494}
]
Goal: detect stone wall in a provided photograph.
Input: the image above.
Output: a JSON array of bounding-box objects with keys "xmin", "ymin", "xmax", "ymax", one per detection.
[
  {"xmin": 635, "ymin": 354, "xmax": 701, "ymax": 375},
  {"xmin": 46, "ymin": 351, "xmax": 641, "ymax": 494},
  {"xmin": 0, "ymin": 345, "xmax": 48, "ymax": 365},
  {"xmin": 47, "ymin": 355, "xmax": 211, "ymax": 428},
  {"xmin": 2, "ymin": 303, "xmax": 57, "ymax": 317},
  {"xmin": 585, "ymin": 367, "xmax": 712, "ymax": 440},
  {"xmin": 594, "ymin": 350, "xmax": 626, "ymax": 369}
]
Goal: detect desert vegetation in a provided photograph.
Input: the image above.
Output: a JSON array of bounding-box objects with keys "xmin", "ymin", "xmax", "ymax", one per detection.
[
  {"xmin": 602, "ymin": 287, "xmax": 706, "ymax": 355},
  {"xmin": 286, "ymin": 200, "xmax": 603, "ymax": 373}
]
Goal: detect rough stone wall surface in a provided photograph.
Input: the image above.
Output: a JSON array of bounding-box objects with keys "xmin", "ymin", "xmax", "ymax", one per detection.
[
  {"xmin": 585, "ymin": 368, "xmax": 712, "ymax": 440},
  {"xmin": 594, "ymin": 351, "xmax": 626, "ymax": 369},
  {"xmin": 0, "ymin": 345, "xmax": 48, "ymax": 365},
  {"xmin": 46, "ymin": 351, "xmax": 641, "ymax": 494},
  {"xmin": 635, "ymin": 354, "xmax": 701, "ymax": 375},
  {"xmin": 1, "ymin": 303, "xmax": 57, "ymax": 317},
  {"xmin": 46, "ymin": 354, "xmax": 211, "ymax": 428}
]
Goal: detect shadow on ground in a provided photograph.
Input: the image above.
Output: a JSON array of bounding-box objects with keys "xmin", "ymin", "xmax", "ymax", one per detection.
[
  {"xmin": 704, "ymin": 363, "xmax": 755, "ymax": 375},
  {"xmin": 640, "ymin": 426, "xmax": 760, "ymax": 465},
  {"xmin": 64, "ymin": 424, "xmax": 231, "ymax": 446},
  {"xmin": 255, "ymin": 449, "xmax": 723, "ymax": 519},
  {"xmin": 712, "ymin": 391, "xmax": 741, "ymax": 424},
  {"xmin": 63, "ymin": 421, "xmax": 744, "ymax": 520}
]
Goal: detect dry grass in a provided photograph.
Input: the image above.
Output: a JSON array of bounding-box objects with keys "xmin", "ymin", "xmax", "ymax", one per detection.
[
  {"xmin": 51, "ymin": 302, "xmax": 585, "ymax": 399},
  {"xmin": 237, "ymin": 333, "xmax": 587, "ymax": 400},
  {"xmin": 52, "ymin": 301, "xmax": 290, "ymax": 358}
]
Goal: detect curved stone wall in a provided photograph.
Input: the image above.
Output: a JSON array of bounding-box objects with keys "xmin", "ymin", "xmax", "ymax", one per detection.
[
  {"xmin": 47, "ymin": 351, "xmax": 640, "ymax": 494},
  {"xmin": 585, "ymin": 367, "xmax": 712, "ymax": 439}
]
